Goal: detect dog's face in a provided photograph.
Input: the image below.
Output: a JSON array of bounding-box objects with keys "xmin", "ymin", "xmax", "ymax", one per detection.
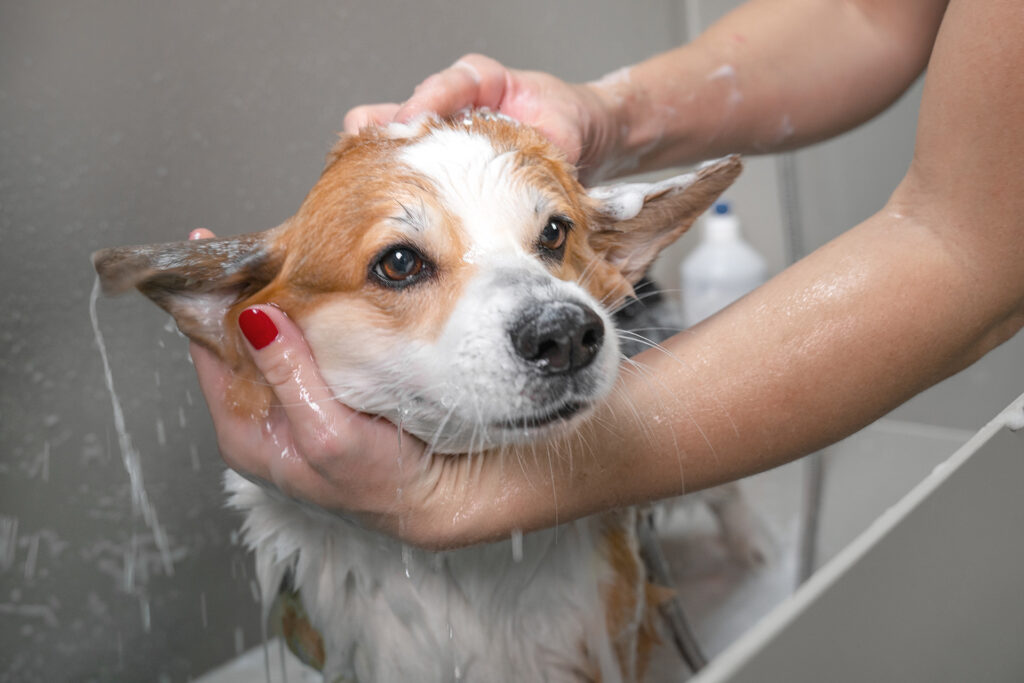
[{"xmin": 94, "ymin": 113, "xmax": 739, "ymax": 452}]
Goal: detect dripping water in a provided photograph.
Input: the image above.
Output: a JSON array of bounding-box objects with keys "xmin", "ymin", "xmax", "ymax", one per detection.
[
  {"xmin": 510, "ymin": 529, "xmax": 523, "ymax": 563},
  {"xmin": 89, "ymin": 278, "xmax": 175, "ymax": 576},
  {"xmin": 401, "ymin": 544, "xmax": 413, "ymax": 579}
]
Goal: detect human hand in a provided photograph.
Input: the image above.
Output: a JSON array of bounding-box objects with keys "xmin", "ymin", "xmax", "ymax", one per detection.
[{"xmin": 343, "ymin": 54, "xmax": 623, "ymax": 183}]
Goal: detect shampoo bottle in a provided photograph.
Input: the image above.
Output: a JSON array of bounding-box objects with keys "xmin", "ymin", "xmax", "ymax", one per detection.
[{"xmin": 681, "ymin": 201, "xmax": 767, "ymax": 328}]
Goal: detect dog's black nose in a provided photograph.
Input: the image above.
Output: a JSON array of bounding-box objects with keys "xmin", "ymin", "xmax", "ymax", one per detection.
[{"xmin": 511, "ymin": 302, "xmax": 604, "ymax": 374}]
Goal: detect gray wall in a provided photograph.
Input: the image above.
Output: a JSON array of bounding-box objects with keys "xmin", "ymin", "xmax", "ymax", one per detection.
[{"xmin": 2, "ymin": 1, "xmax": 1022, "ymax": 681}]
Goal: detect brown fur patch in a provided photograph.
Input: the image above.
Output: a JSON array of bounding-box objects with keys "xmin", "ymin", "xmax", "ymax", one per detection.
[
  {"xmin": 600, "ymin": 513, "xmax": 651, "ymax": 682},
  {"xmin": 271, "ymin": 587, "xmax": 326, "ymax": 671}
]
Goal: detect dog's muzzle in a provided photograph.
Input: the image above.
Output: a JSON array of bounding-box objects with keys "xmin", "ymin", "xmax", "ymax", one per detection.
[{"xmin": 510, "ymin": 301, "xmax": 605, "ymax": 375}]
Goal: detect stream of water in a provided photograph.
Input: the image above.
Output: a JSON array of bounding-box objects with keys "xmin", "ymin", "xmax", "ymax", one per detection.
[{"xmin": 89, "ymin": 278, "xmax": 175, "ymax": 578}]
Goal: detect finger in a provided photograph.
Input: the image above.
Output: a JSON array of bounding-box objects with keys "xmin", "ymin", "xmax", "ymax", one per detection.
[
  {"xmin": 235, "ymin": 306, "xmax": 423, "ymax": 506},
  {"xmin": 343, "ymin": 103, "xmax": 401, "ymax": 133},
  {"xmin": 191, "ymin": 338, "xmax": 358, "ymax": 505},
  {"xmin": 189, "ymin": 341, "xmax": 274, "ymax": 479},
  {"xmin": 236, "ymin": 305, "xmax": 355, "ymax": 454},
  {"xmin": 394, "ymin": 53, "xmax": 509, "ymax": 123},
  {"xmin": 189, "ymin": 228, "xmax": 216, "ymax": 240}
]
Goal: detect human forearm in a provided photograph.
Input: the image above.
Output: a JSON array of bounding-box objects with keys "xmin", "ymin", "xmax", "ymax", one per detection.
[{"xmin": 589, "ymin": 0, "xmax": 947, "ymax": 174}]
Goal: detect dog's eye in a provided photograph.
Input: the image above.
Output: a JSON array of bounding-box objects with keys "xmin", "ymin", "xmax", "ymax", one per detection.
[
  {"xmin": 538, "ymin": 216, "xmax": 572, "ymax": 255},
  {"xmin": 374, "ymin": 246, "xmax": 425, "ymax": 285}
]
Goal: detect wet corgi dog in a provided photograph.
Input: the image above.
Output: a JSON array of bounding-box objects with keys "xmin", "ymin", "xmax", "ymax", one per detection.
[{"xmin": 94, "ymin": 112, "xmax": 740, "ymax": 682}]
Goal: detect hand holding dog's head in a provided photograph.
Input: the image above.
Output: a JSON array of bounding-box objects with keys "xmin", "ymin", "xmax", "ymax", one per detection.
[{"xmin": 94, "ymin": 114, "xmax": 739, "ymax": 449}]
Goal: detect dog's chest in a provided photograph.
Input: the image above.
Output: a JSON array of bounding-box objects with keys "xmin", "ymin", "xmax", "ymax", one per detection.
[{"xmin": 226, "ymin": 473, "xmax": 638, "ymax": 683}]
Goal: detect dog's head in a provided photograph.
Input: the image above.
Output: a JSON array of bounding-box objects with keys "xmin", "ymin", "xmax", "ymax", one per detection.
[{"xmin": 94, "ymin": 113, "xmax": 739, "ymax": 452}]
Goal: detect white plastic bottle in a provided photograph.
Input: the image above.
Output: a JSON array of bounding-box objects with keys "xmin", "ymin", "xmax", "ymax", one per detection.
[{"xmin": 681, "ymin": 201, "xmax": 767, "ymax": 328}]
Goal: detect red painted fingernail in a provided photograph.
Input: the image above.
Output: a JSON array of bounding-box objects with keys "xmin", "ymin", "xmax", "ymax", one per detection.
[{"xmin": 238, "ymin": 308, "xmax": 278, "ymax": 350}]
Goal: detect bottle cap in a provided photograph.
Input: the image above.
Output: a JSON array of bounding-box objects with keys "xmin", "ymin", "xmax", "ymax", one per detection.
[{"xmin": 705, "ymin": 201, "xmax": 739, "ymax": 242}]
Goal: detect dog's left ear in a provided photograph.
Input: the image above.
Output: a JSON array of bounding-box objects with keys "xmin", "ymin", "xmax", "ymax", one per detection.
[{"xmin": 586, "ymin": 156, "xmax": 741, "ymax": 284}]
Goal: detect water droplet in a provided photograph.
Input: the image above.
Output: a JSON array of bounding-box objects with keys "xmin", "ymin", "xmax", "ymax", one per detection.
[
  {"xmin": 510, "ymin": 529, "xmax": 523, "ymax": 563},
  {"xmin": 199, "ymin": 592, "xmax": 208, "ymax": 629},
  {"xmin": 401, "ymin": 544, "xmax": 412, "ymax": 579},
  {"xmin": 139, "ymin": 596, "xmax": 151, "ymax": 633},
  {"xmin": 155, "ymin": 418, "xmax": 166, "ymax": 447},
  {"xmin": 0, "ymin": 516, "xmax": 19, "ymax": 571}
]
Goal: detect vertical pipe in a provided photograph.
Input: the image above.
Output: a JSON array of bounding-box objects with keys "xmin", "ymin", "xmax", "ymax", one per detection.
[
  {"xmin": 683, "ymin": 0, "xmax": 702, "ymax": 43},
  {"xmin": 776, "ymin": 152, "xmax": 826, "ymax": 584}
]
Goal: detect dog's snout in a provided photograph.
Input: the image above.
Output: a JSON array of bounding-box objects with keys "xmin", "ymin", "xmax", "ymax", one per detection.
[{"xmin": 511, "ymin": 302, "xmax": 605, "ymax": 374}]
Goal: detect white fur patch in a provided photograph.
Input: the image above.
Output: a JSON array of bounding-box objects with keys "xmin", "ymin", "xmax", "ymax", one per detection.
[
  {"xmin": 225, "ymin": 471, "xmax": 629, "ymax": 682},
  {"xmin": 401, "ymin": 129, "xmax": 538, "ymax": 256}
]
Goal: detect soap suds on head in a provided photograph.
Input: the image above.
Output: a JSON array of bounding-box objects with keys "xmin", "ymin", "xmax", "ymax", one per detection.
[{"xmin": 455, "ymin": 107, "xmax": 520, "ymax": 128}]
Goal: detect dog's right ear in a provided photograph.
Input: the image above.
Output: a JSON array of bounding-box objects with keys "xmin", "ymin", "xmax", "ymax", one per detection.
[
  {"xmin": 92, "ymin": 231, "xmax": 284, "ymax": 354},
  {"xmin": 585, "ymin": 156, "xmax": 742, "ymax": 285}
]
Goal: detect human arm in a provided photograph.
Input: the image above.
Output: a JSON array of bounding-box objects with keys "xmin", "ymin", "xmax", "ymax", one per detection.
[{"xmin": 346, "ymin": 0, "xmax": 948, "ymax": 180}]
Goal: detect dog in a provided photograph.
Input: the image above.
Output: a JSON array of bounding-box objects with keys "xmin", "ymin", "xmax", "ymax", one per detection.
[{"xmin": 94, "ymin": 111, "xmax": 741, "ymax": 682}]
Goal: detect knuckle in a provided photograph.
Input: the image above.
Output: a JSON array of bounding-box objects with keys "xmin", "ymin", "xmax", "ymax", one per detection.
[
  {"xmin": 257, "ymin": 349, "xmax": 300, "ymax": 391},
  {"xmin": 297, "ymin": 429, "xmax": 338, "ymax": 470}
]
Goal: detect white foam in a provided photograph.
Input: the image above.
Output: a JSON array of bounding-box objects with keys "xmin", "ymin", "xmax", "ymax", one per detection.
[
  {"xmin": 707, "ymin": 63, "xmax": 736, "ymax": 81},
  {"xmin": 1005, "ymin": 405, "xmax": 1024, "ymax": 431},
  {"xmin": 510, "ymin": 528, "xmax": 523, "ymax": 562},
  {"xmin": 587, "ymin": 171, "xmax": 698, "ymax": 220}
]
